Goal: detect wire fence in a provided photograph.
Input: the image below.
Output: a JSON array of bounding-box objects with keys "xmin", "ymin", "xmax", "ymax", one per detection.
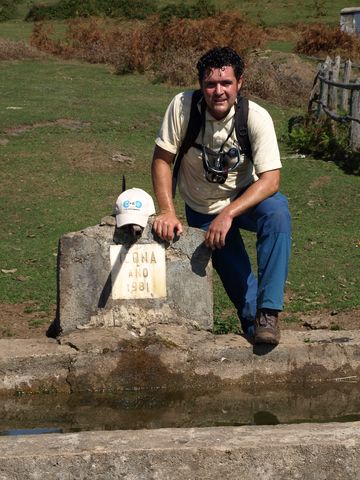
[{"xmin": 308, "ymin": 56, "xmax": 360, "ymax": 150}]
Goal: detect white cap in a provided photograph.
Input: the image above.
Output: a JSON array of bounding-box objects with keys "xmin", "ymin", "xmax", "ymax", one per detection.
[{"xmin": 114, "ymin": 188, "xmax": 155, "ymax": 228}]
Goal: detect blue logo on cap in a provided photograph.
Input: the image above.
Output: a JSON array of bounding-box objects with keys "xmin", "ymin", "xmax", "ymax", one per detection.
[{"xmin": 122, "ymin": 200, "xmax": 142, "ymax": 209}]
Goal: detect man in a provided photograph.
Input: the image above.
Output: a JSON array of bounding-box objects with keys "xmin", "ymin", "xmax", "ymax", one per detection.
[{"xmin": 151, "ymin": 47, "xmax": 291, "ymax": 345}]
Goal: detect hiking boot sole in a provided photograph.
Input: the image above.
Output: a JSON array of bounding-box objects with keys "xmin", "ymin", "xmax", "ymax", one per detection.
[{"xmin": 254, "ymin": 329, "xmax": 280, "ymax": 345}]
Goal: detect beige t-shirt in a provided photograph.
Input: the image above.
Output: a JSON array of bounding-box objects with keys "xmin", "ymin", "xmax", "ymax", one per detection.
[{"xmin": 155, "ymin": 91, "xmax": 281, "ymax": 214}]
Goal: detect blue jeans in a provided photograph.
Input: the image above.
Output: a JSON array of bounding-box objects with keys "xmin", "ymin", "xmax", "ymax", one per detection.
[{"xmin": 185, "ymin": 192, "xmax": 291, "ymax": 334}]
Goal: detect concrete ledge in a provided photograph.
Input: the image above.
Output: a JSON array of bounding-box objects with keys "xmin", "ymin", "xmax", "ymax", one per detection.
[
  {"xmin": 1, "ymin": 328, "xmax": 360, "ymax": 394},
  {"xmin": 0, "ymin": 423, "xmax": 360, "ymax": 479},
  {"xmin": 0, "ymin": 338, "xmax": 75, "ymax": 394}
]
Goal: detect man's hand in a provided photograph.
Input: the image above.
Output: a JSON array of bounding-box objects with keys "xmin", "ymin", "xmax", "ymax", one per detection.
[
  {"xmin": 151, "ymin": 145, "xmax": 182, "ymax": 241},
  {"xmin": 153, "ymin": 212, "xmax": 183, "ymax": 242},
  {"xmin": 205, "ymin": 211, "xmax": 232, "ymax": 250},
  {"xmin": 205, "ymin": 169, "xmax": 281, "ymax": 249}
]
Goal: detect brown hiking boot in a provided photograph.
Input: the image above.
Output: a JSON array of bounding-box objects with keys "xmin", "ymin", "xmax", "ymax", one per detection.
[{"xmin": 254, "ymin": 310, "xmax": 280, "ymax": 345}]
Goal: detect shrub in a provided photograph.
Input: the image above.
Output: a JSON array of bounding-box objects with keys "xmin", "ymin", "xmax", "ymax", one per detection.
[
  {"xmin": 295, "ymin": 24, "xmax": 360, "ymax": 61},
  {"xmin": 26, "ymin": 5, "xmax": 57, "ymax": 21},
  {"xmin": 26, "ymin": 0, "xmax": 158, "ymax": 21},
  {"xmin": 0, "ymin": 0, "xmax": 21, "ymax": 21},
  {"xmin": 189, "ymin": 0, "xmax": 217, "ymax": 19},
  {"xmin": 149, "ymin": 47, "xmax": 200, "ymax": 86},
  {"xmin": 30, "ymin": 22, "xmax": 63, "ymax": 55},
  {"xmin": 26, "ymin": 0, "xmax": 217, "ymax": 22},
  {"xmin": 0, "ymin": 39, "xmax": 43, "ymax": 60},
  {"xmin": 115, "ymin": 0, "xmax": 157, "ymax": 19},
  {"xmin": 144, "ymin": 12, "xmax": 265, "ymax": 59},
  {"xmin": 243, "ymin": 52, "xmax": 314, "ymax": 107},
  {"xmin": 31, "ymin": 12, "xmax": 267, "ymax": 85},
  {"xmin": 26, "ymin": 0, "xmax": 101, "ymax": 21},
  {"xmin": 159, "ymin": 0, "xmax": 216, "ymax": 23},
  {"xmin": 288, "ymin": 115, "xmax": 360, "ymax": 175}
]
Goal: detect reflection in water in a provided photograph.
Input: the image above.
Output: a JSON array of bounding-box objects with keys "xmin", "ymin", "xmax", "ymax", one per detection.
[
  {"xmin": 1, "ymin": 383, "xmax": 360, "ymax": 435},
  {"xmin": 0, "ymin": 427, "xmax": 62, "ymax": 436},
  {"xmin": 253, "ymin": 411, "xmax": 280, "ymax": 425}
]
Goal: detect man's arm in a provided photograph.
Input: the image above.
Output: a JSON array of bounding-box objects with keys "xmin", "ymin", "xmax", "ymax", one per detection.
[
  {"xmin": 205, "ymin": 169, "xmax": 280, "ymax": 250},
  {"xmin": 151, "ymin": 145, "xmax": 184, "ymax": 241}
]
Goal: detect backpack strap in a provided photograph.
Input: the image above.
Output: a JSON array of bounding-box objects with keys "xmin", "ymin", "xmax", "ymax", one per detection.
[
  {"xmin": 235, "ymin": 95, "xmax": 252, "ymax": 161},
  {"xmin": 172, "ymin": 91, "xmax": 252, "ymax": 197},
  {"xmin": 172, "ymin": 89, "xmax": 204, "ymax": 198}
]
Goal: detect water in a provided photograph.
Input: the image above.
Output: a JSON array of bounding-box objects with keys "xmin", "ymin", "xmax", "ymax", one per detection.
[{"xmin": 1, "ymin": 383, "xmax": 360, "ymax": 435}]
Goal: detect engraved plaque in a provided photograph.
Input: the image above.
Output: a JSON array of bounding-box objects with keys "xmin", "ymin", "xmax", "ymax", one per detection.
[{"xmin": 110, "ymin": 244, "xmax": 166, "ymax": 299}]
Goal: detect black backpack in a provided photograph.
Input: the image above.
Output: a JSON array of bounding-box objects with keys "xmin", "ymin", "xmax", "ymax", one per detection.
[{"xmin": 172, "ymin": 89, "xmax": 252, "ymax": 197}]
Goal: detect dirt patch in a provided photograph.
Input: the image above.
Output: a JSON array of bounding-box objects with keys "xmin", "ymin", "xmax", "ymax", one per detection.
[
  {"xmin": 60, "ymin": 140, "xmax": 135, "ymax": 172},
  {"xmin": 0, "ymin": 302, "xmax": 56, "ymax": 339},
  {"xmin": 1, "ymin": 302, "xmax": 359, "ymax": 340},
  {"xmin": 2, "ymin": 119, "xmax": 135, "ymax": 173},
  {"xmin": 309, "ymin": 175, "xmax": 331, "ymax": 189},
  {"xmin": 281, "ymin": 309, "xmax": 360, "ymax": 332},
  {"xmin": 3, "ymin": 119, "xmax": 91, "ymax": 136}
]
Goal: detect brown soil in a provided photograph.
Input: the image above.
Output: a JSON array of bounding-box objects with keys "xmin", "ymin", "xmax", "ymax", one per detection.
[
  {"xmin": 0, "ymin": 302, "xmax": 56, "ymax": 339},
  {"xmin": 60, "ymin": 140, "xmax": 135, "ymax": 172},
  {"xmin": 0, "ymin": 302, "xmax": 359, "ymax": 340},
  {"xmin": 280, "ymin": 309, "xmax": 360, "ymax": 332},
  {"xmin": 4, "ymin": 119, "xmax": 91, "ymax": 136}
]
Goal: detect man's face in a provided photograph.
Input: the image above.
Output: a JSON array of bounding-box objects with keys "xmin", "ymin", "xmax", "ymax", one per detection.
[{"xmin": 201, "ymin": 65, "xmax": 242, "ymax": 120}]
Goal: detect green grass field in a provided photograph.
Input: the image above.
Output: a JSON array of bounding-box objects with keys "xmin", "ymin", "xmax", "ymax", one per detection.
[
  {"xmin": 0, "ymin": 60, "xmax": 177, "ymax": 308},
  {"xmin": 0, "ymin": 2, "xmax": 359, "ymax": 332}
]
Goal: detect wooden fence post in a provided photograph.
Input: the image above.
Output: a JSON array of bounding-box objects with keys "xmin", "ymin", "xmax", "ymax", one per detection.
[
  {"xmin": 329, "ymin": 55, "xmax": 341, "ymax": 111},
  {"xmin": 319, "ymin": 56, "xmax": 332, "ymax": 118},
  {"xmin": 342, "ymin": 59, "xmax": 352, "ymax": 110},
  {"xmin": 350, "ymin": 79, "xmax": 360, "ymax": 150},
  {"xmin": 313, "ymin": 57, "xmax": 360, "ymax": 152}
]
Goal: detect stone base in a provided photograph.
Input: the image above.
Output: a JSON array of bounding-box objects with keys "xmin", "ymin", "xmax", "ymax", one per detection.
[{"xmin": 56, "ymin": 218, "xmax": 213, "ymax": 335}]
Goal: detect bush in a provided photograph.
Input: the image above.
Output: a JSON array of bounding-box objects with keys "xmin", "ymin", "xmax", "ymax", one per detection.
[
  {"xmin": 145, "ymin": 12, "xmax": 265, "ymax": 58},
  {"xmin": 30, "ymin": 22, "xmax": 62, "ymax": 54},
  {"xmin": 31, "ymin": 12, "xmax": 267, "ymax": 85},
  {"xmin": 26, "ymin": 0, "xmax": 217, "ymax": 21},
  {"xmin": 149, "ymin": 47, "xmax": 200, "ymax": 86},
  {"xmin": 0, "ymin": 39, "xmax": 43, "ymax": 60},
  {"xmin": 243, "ymin": 52, "xmax": 314, "ymax": 108},
  {"xmin": 288, "ymin": 115, "xmax": 360, "ymax": 175},
  {"xmin": 189, "ymin": 0, "xmax": 217, "ymax": 18},
  {"xmin": 159, "ymin": 0, "xmax": 216, "ymax": 23},
  {"xmin": 26, "ymin": 0, "xmax": 158, "ymax": 21},
  {"xmin": 26, "ymin": 0, "xmax": 101, "ymax": 21},
  {"xmin": 0, "ymin": 0, "xmax": 21, "ymax": 21},
  {"xmin": 26, "ymin": 4, "xmax": 58, "ymax": 21},
  {"xmin": 295, "ymin": 24, "xmax": 360, "ymax": 61},
  {"xmin": 115, "ymin": 0, "xmax": 157, "ymax": 19}
]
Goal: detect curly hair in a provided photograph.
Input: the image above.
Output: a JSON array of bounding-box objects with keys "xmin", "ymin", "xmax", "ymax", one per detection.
[{"xmin": 196, "ymin": 47, "xmax": 245, "ymax": 83}]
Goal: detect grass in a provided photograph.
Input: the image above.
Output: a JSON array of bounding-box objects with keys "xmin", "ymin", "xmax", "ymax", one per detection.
[
  {"xmin": 265, "ymin": 40, "xmax": 296, "ymax": 53},
  {"xmin": 0, "ymin": 21, "xmax": 35, "ymax": 41},
  {"xmin": 213, "ymin": 153, "xmax": 360, "ymax": 331},
  {"xmin": 0, "ymin": 59, "xmax": 178, "ymax": 312},
  {"xmin": 284, "ymin": 157, "xmax": 359, "ymax": 312},
  {"xmin": 224, "ymin": 0, "xmax": 351, "ymax": 27}
]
